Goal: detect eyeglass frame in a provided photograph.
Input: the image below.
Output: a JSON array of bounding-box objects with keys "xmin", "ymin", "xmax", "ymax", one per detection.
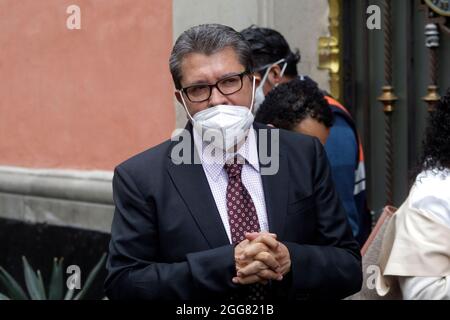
[{"xmin": 179, "ymin": 70, "xmax": 251, "ymax": 103}]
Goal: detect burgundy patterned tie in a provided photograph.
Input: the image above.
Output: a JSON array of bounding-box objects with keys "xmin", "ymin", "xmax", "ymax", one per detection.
[
  {"xmin": 224, "ymin": 158, "xmax": 267, "ymax": 300},
  {"xmin": 224, "ymin": 160, "xmax": 261, "ymax": 243}
]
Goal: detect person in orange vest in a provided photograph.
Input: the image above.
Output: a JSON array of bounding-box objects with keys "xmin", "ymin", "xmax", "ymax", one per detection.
[
  {"xmin": 241, "ymin": 26, "xmax": 371, "ymax": 246},
  {"xmin": 256, "ymin": 75, "xmax": 334, "ymax": 145}
]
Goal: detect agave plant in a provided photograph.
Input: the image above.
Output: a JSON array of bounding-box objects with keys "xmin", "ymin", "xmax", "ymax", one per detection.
[{"xmin": 0, "ymin": 253, "xmax": 106, "ymax": 300}]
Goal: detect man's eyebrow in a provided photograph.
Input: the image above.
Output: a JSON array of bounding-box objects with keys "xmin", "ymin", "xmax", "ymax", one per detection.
[
  {"xmin": 185, "ymin": 72, "xmax": 243, "ymax": 87},
  {"xmin": 186, "ymin": 79, "xmax": 209, "ymax": 86},
  {"xmin": 219, "ymin": 71, "xmax": 242, "ymax": 79}
]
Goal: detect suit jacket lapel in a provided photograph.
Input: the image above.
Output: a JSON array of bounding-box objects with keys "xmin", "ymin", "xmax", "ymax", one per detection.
[
  {"xmin": 166, "ymin": 123, "xmax": 230, "ymax": 248},
  {"xmin": 254, "ymin": 123, "xmax": 289, "ymax": 237}
]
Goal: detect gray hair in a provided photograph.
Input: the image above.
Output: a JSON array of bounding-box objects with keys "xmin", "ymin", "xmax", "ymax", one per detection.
[{"xmin": 169, "ymin": 24, "xmax": 254, "ymax": 89}]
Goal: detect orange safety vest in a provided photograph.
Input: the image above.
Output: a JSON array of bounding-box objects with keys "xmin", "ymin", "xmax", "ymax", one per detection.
[{"xmin": 324, "ymin": 96, "xmax": 366, "ymax": 197}]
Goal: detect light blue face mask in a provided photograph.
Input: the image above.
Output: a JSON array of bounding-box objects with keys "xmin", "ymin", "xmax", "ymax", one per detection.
[{"xmin": 253, "ymin": 58, "xmax": 288, "ymax": 114}]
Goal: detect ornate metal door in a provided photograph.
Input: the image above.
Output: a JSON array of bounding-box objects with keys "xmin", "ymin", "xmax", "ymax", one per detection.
[{"xmin": 328, "ymin": 0, "xmax": 450, "ymax": 217}]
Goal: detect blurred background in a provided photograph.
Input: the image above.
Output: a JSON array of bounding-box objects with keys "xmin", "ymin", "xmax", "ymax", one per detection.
[{"xmin": 0, "ymin": 0, "xmax": 449, "ymax": 299}]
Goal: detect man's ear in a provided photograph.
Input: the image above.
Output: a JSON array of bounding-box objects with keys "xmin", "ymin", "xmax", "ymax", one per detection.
[
  {"xmin": 175, "ymin": 91, "xmax": 191, "ymax": 120},
  {"xmin": 175, "ymin": 90, "xmax": 183, "ymax": 105},
  {"xmin": 268, "ymin": 65, "xmax": 283, "ymax": 85},
  {"xmin": 253, "ymin": 73, "xmax": 262, "ymax": 87}
]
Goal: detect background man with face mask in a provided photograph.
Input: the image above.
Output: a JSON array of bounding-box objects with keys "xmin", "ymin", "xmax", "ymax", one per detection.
[
  {"xmin": 241, "ymin": 25, "xmax": 371, "ymax": 247},
  {"xmin": 105, "ymin": 23, "xmax": 362, "ymax": 300}
]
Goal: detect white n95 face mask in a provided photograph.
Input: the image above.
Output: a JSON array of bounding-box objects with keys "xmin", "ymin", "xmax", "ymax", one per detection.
[
  {"xmin": 253, "ymin": 84, "xmax": 266, "ymax": 115},
  {"xmin": 253, "ymin": 58, "xmax": 288, "ymax": 114},
  {"xmin": 179, "ymin": 76, "xmax": 256, "ymax": 152}
]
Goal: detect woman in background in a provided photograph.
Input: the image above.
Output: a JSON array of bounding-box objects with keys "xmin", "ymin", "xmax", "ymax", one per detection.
[{"xmin": 377, "ymin": 88, "xmax": 450, "ymax": 300}]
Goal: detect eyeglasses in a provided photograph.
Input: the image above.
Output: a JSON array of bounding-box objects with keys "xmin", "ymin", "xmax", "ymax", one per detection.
[{"xmin": 180, "ymin": 71, "xmax": 248, "ymax": 103}]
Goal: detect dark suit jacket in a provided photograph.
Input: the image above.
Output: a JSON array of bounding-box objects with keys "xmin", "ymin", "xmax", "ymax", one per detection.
[{"xmin": 105, "ymin": 122, "xmax": 362, "ymax": 300}]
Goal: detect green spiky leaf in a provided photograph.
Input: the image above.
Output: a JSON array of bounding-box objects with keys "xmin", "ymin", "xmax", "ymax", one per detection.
[
  {"xmin": 74, "ymin": 253, "xmax": 106, "ymax": 300},
  {"xmin": 0, "ymin": 266, "xmax": 28, "ymax": 300},
  {"xmin": 64, "ymin": 264, "xmax": 80, "ymax": 300},
  {"xmin": 64, "ymin": 288, "xmax": 75, "ymax": 300},
  {"xmin": 0, "ymin": 291, "xmax": 11, "ymax": 300},
  {"xmin": 36, "ymin": 270, "xmax": 47, "ymax": 300},
  {"xmin": 48, "ymin": 258, "xmax": 64, "ymax": 300},
  {"xmin": 22, "ymin": 256, "xmax": 45, "ymax": 300}
]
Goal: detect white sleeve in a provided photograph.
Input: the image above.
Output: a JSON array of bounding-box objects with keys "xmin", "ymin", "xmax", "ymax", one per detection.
[
  {"xmin": 399, "ymin": 276, "xmax": 450, "ymax": 300},
  {"xmin": 411, "ymin": 172, "xmax": 450, "ymax": 226},
  {"xmin": 401, "ymin": 173, "xmax": 450, "ymax": 300}
]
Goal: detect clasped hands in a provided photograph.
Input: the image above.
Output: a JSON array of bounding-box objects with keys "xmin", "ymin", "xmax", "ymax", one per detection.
[{"xmin": 232, "ymin": 232, "xmax": 291, "ymax": 285}]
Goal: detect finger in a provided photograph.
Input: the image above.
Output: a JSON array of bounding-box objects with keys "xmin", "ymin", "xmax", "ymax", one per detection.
[
  {"xmin": 248, "ymin": 233, "xmax": 279, "ymax": 251},
  {"xmin": 232, "ymin": 275, "xmax": 264, "ymax": 285},
  {"xmin": 257, "ymin": 269, "xmax": 283, "ymax": 281},
  {"xmin": 245, "ymin": 232, "xmax": 277, "ymax": 241},
  {"xmin": 235, "ymin": 239, "xmax": 252, "ymax": 267},
  {"xmin": 276, "ymin": 246, "xmax": 291, "ymax": 265},
  {"xmin": 254, "ymin": 251, "xmax": 280, "ymax": 271},
  {"xmin": 237, "ymin": 260, "xmax": 267, "ymax": 277},
  {"xmin": 275, "ymin": 260, "xmax": 291, "ymax": 276},
  {"xmin": 278, "ymin": 256, "xmax": 290, "ymax": 267},
  {"xmin": 236, "ymin": 239, "xmax": 250, "ymax": 249},
  {"xmin": 244, "ymin": 232, "xmax": 259, "ymax": 241},
  {"xmin": 244, "ymin": 231, "xmax": 277, "ymax": 240},
  {"xmin": 240, "ymin": 242, "xmax": 270, "ymax": 260},
  {"xmin": 272, "ymin": 252, "xmax": 286, "ymax": 263}
]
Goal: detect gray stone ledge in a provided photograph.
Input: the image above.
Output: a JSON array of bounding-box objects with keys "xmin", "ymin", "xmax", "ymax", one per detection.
[
  {"xmin": 0, "ymin": 166, "xmax": 114, "ymax": 233},
  {"xmin": 0, "ymin": 192, "xmax": 113, "ymax": 233},
  {"xmin": 0, "ymin": 166, "xmax": 113, "ymax": 205}
]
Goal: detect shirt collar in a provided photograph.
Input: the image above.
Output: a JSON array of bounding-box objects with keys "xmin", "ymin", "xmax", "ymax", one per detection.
[{"xmin": 193, "ymin": 126, "xmax": 260, "ymax": 181}]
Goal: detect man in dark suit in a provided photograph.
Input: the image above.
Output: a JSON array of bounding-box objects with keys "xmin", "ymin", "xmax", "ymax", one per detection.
[{"xmin": 105, "ymin": 23, "xmax": 362, "ymax": 300}]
